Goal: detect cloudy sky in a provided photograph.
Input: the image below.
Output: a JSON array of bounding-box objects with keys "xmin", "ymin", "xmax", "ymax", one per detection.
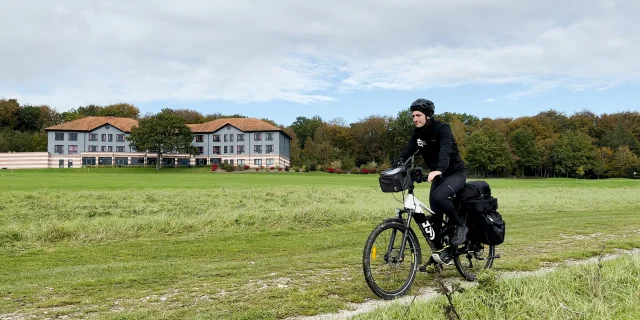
[{"xmin": 1, "ymin": 0, "xmax": 639, "ymax": 125}]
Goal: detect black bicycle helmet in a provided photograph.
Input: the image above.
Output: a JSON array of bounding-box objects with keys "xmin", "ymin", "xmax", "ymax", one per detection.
[{"xmin": 410, "ymin": 99, "xmax": 435, "ymax": 117}]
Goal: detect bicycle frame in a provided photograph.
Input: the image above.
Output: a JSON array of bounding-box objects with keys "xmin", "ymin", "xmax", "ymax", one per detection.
[{"xmin": 390, "ymin": 186, "xmax": 442, "ymax": 263}]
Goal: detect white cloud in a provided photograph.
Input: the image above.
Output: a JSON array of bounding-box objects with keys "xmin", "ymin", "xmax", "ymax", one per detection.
[
  {"xmin": 483, "ymin": 98, "xmax": 495, "ymax": 103},
  {"xmin": 0, "ymin": 0, "xmax": 639, "ymax": 110}
]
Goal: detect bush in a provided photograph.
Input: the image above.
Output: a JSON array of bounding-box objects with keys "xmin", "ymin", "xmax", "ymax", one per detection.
[
  {"xmin": 244, "ymin": 165, "xmax": 250, "ymax": 170},
  {"xmin": 326, "ymin": 167, "xmax": 335, "ymax": 173},
  {"xmin": 361, "ymin": 168, "xmax": 370, "ymax": 174},
  {"xmin": 285, "ymin": 166, "xmax": 290, "ymax": 172},
  {"xmin": 255, "ymin": 167, "xmax": 260, "ymax": 171},
  {"xmin": 270, "ymin": 166, "xmax": 275, "ymax": 171},
  {"xmin": 335, "ymin": 169, "xmax": 343, "ymax": 174},
  {"xmin": 211, "ymin": 164, "xmax": 218, "ymax": 171},
  {"xmin": 220, "ymin": 163, "xmax": 235, "ymax": 172},
  {"xmin": 350, "ymin": 167, "xmax": 360, "ymax": 174}
]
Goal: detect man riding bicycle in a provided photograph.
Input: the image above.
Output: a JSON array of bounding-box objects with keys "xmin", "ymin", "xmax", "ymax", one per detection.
[{"xmin": 394, "ymin": 99, "xmax": 468, "ymax": 269}]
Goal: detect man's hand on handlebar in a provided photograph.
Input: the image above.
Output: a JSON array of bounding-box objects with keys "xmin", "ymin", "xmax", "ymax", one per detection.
[{"xmin": 428, "ymin": 170, "xmax": 442, "ymax": 182}]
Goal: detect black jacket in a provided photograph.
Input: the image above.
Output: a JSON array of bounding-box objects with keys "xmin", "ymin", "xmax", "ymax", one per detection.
[{"xmin": 396, "ymin": 118, "xmax": 465, "ymax": 176}]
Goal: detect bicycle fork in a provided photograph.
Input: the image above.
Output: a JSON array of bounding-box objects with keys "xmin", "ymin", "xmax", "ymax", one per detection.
[{"xmin": 386, "ymin": 209, "xmax": 439, "ymax": 263}]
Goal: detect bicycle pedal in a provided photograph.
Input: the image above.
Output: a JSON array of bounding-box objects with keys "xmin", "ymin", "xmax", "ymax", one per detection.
[{"xmin": 431, "ymin": 253, "xmax": 452, "ymax": 266}]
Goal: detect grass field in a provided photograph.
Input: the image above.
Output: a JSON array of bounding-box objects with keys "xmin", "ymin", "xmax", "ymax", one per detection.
[{"xmin": 1, "ymin": 168, "xmax": 639, "ymax": 319}]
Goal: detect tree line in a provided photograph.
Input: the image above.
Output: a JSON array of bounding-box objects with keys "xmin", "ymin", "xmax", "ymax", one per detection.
[{"xmin": 1, "ymin": 98, "xmax": 639, "ymax": 178}]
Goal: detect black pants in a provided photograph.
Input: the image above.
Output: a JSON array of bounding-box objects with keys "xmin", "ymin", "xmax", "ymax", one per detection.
[{"xmin": 429, "ymin": 171, "xmax": 466, "ymax": 248}]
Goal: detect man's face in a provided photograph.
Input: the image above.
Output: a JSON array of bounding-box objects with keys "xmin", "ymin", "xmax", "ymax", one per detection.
[{"xmin": 412, "ymin": 111, "xmax": 428, "ymax": 128}]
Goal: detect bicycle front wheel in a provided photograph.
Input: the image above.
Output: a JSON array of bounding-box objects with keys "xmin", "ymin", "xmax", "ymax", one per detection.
[{"xmin": 362, "ymin": 221, "xmax": 422, "ymax": 300}]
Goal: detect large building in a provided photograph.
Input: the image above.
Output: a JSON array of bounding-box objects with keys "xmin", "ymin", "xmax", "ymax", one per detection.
[{"xmin": 0, "ymin": 116, "xmax": 291, "ymax": 169}]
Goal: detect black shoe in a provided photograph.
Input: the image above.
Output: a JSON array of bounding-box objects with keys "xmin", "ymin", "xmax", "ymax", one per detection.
[
  {"xmin": 418, "ymin": 257, "xmax": 437, "ymax": 272},
  {"xmin": 431, "ymin": 246, "xmax": 453, "ymax": 265},
  {"xmin": 450, "ymin": 225, "xmax": 468, "ymax": 246}
]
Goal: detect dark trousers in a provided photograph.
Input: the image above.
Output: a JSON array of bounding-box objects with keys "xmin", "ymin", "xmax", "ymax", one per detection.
[{"xmin": 429, "ymin": 172, "xmax": 466, "ymax": 248}]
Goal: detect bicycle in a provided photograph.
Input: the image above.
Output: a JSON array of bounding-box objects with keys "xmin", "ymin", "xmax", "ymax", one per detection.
[{"xmin": 362, "ymin": 159, "xmax": 500, "ymax": 300}]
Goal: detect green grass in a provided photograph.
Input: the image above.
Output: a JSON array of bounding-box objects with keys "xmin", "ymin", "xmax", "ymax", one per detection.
[
  {"xmin": 0, "ymin": 168, "xmax": 639, "ymax": 319},
  {"xmin": 354, "ymin": 255, "xmax": 640, "ymax": 320}
]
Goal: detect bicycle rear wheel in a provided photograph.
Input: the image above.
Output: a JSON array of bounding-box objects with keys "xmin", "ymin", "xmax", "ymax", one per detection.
[
  {"xmin": 362, "ymin": 221, "xmax": 421, "ymax": 300},
  {"xmin": 453, "ymin": 241, "xmax": 495, "ymax": 281}
]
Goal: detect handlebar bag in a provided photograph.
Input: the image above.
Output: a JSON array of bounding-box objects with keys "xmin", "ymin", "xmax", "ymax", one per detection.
[{"xmin": 379, "ymin": 166, "xmax": 414, "ymax": 193}]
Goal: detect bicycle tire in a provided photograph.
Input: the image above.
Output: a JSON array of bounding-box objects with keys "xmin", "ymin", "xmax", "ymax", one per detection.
[
  {"xmin": 453, "ymin": 242, "xmax": 495, "ymax": 281},
  {"xmin": 362, "ymin": 221, "xmax": 422, "ymax": 300}
]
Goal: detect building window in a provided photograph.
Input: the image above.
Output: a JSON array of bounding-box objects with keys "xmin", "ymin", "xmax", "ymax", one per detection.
[
  {"xmin": 254, "ymin": 133, "xmax": 262, "ymax": 141},
  {"xmin": 89, "ymin": 145, "xmax": 97, "ymax": 152},
  {"xmin": 54, "ymin": 145, "xmax": 64, "ymax": 154},
  {"xmin": 266, "ymin": 158, "xmax": 274, "ymax": 166},
  {"xmin": 55, "ymin": 133, "xmax": 64, "ymax": 141},
  {"xmin": 101, "ymin": 134, "xmax": 107, "ymax": 142},
  {"xmin": 197, "ymin": 146, "xmax": 203, "ymax": 154},
  {"xmin": 195, "ymin": 135, "xmax": 204, "ymax": 142},
  {"xmin": 254, "ymin": 159, "xmax": 262, "ymax": 166},
  {"xmin": 107, "ymin": 146, "xmax": 112, "ymax": 152},
  {"xmin": 89, "ymin": 134, "xmax": 98, "ymax": 141},
  {"xmin": 224, "ymin": 134, "xmax": 228, "ymax": 142},
  {"xmin": 116, "ymin": 134, "xmax": 125, "ymax": 142},
  {"xmin": 237, "ymin": 134, "xmax": 245, "ymax": 141},
  {"xmin": 254, "ymin": 145, "xmax": 262, "ymax": 154},
  {"xmin": 69, "ymin": 133, "xmax": 78, "ymax": 141},
  {"xmin": 229, "ymin": 146, "xmax": 234, "ymax": 154},
  {"xmin": 116, "ymin": 146, "xmax": 125, "ymax": 152},
  {"xmin": 266, "ymin": 145, "xmax": 274, "ymax": 154},
  {"xmin": 237, "ymin": 145, "xmax": 245, "ymax": 154},
  {"xmin": 213, "ymin": 134, "xmax": 220, "ymax": 142},
  {"xmin": 108, "ymin": 134, "xmax": 113, "ymax": 142},
  {"xmin": 213, "ymin": 146, "xmax": 220, "ymax": 154},
  {"xmin": 237, "ymin": 159, "xmax": 245, "ymax": 166},
  {"xmin": 224, "ymin": 146, "xmax": 228, "ymax": 154},
  {"xmin": 68, "ymin": 145, "xmax": 78, "ymax": 154},
  {"xmin": 266, "ymin": 133, "xmax": 274, "ymax": 141},
  {"xmin": 101, "ymin": 146, "xmax": 106, "ymax": 152},
  {"xmin": 230, "ymin": 134, "xmax": 234, "ymax": 142}
]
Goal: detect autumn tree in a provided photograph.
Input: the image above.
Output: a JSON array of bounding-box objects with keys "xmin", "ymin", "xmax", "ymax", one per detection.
[{"xmin": 100, "ymin": 103, "xmax": 140, "ymax": 119}]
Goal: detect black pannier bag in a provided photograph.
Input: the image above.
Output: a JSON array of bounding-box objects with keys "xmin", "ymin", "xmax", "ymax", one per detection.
[
  {"xmin": 457, "ymin": 181, "xmax": 491, "ymax": 199},
  {"xmin": 379, "ymin": 165, "xmax": 414, "ymax": 193},
  {"xmin": 457, "ymin": 181, "xmax": 505, "ymax": 245},
  {"xmin": 466, "ymin": 210, "xmax": 505, "ymax": 245}
]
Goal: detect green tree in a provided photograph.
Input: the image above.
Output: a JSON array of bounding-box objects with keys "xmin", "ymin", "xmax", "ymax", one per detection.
[
  {"xmin": 290, "ymin": 116, "xmax": 323, "ymax": 149},
  {"xmin": 283, "ymin": 127, "xmax": 301, "ymax": 167},
  {"xmin": 593, "ymin": 146, "xmax": 614, "ymax": 179},
  {"xmin": 551, "ymin": 131, "xmax": 596, "ymax": 177},
  {"xmin": 127, "ymin": 109, "xmax": 196, "ymax": 170},
  {"xmin": 466, "ymin": 127, "xmax": 514, "ymax": 177},
  {"xmin": 16, "ymin": 105, "xmax": 43, "ymax": 132},
  {"xmin": 173, "ymin": 109, "xmax": 206, "ymax": 124},
  {"xmin": 610, "ymin": 146, "xmax": 639, "ymax": 178},
  {"xmin": 599, "ymin": 124, "xmax": 640, "ymax": 156},
  {"xmin": 387, "ymin": 110, "xmax": 414, "ymax": 163},
  {"xmin": 76, "ymin": 105, "xmax": 102, "ymax": 117},
  {"xmin": 349, "ymin": 116, "xmax": 390, "ymax": 165},
  {"xmin": 509, "ymin": 128, "xmax": 541, "ymax": 177}
]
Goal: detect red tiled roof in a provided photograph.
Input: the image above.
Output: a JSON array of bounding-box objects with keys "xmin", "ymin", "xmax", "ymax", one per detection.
[
  {"xmin": 45, "ymin": 116, "xmax": 139, "ymax": 133},
  {"xmin": 189, "ymin": 118, "xmax": 283, "ymax": 133},
  {"xmin": 45, "ymin": 116, "xmax": 289, "ymax": 138}
]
